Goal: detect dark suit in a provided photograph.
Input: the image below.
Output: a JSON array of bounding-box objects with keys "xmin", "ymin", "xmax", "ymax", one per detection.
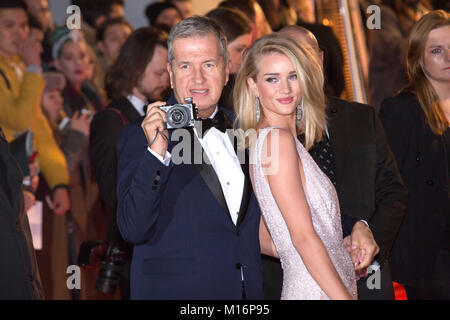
[
  {"xmin": 89, "ymin": 96, "xmax": 142, "ymax": 298},
  {"xmin": 380, "ymin": 92, "xmax": 450, "ymax": 298},
  {"xmin": 116, "ymin": 98, "xmax": 263, "ymax": 299},
  {"xmin": 0, "ymin": 129, "xmax": 44, "ymax": 299},
  {"xmin": 262, "ymin": 97, "xmax": 407, "ymax": 300}
]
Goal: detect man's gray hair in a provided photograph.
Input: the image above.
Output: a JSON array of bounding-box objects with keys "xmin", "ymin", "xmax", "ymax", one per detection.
[{"xmin": 168, "ymin": 15, "xmax": 228, "ymax": 67}]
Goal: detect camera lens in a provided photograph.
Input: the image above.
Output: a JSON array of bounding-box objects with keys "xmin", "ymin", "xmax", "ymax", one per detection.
[{"xmin": 168, "ymin": 107, "xmax": 188, "ymax": 128}]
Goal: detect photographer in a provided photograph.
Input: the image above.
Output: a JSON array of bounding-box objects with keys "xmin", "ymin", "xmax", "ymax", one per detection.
[
  {"xmin": 115, "ymin": 16, "xmax": 264, "ymax": 300},
  {"xmin": 89, "ymin": 27, "xmax": 169, "ymax": 299}
]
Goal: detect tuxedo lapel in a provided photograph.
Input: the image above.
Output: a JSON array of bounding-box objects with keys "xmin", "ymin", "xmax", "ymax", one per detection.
[{"xmin": 236, "ymin": 151, "xmax": 251, "ymax": 227}]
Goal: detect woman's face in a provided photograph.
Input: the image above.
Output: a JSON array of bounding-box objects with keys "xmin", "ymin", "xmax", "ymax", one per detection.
[
  {"xmin": 54, "ymin": 40, "xmax": 90, "ymax": 86},
  {"xmin": 423, "ymin": 25, "xmax": 450, "ymax": 85},
  {"xmin": 42, "ymin": 89, "xmax": 63, "ymax": 122},
  {"xmin": 248, "ymin": 52, "xmax": 301, "ymax": 119},
  {"xmin": 228, "ymin": 33, "xmax": 252, "ymax": 74}
]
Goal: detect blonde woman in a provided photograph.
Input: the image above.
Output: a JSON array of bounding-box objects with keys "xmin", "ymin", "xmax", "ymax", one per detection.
[
  {"xmin": 234, "ymin": 34, "xmax": 357, "ymax": 299},
  {"xmin": 379, "ymin": 10, "xmax": 450, "ymax": 300}
]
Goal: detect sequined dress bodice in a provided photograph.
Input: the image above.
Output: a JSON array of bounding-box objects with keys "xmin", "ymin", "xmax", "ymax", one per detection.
[{"xmin": 251, "ymin": 127, "xmax": 357, "ymax": 300}]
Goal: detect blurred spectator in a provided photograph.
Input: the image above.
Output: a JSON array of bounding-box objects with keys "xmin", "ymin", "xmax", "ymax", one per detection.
[
  {"xmin": 0, "ymin": 126, "xmax": 45, "ymax": 299},
  {"xmin": 368, "ymin": 0, "xmax": 429, "ymax": 110},
  {"xmin": 96, "ymin": 17, "xmax": 132, "ymax": 90},
  {"xmin": 379, "ymin": 10, "xmax": 450, "ymax": 300},
  {"xmin": 145, "ymin": 1, "xmax": 182, "ymax": 31},
  {"xmin": 24, "ymin": 0, "xmax": 54, "ymax": 33},
  {"xmin": 206, "ymin": 7, "xmax": 252, "ymax": 110},
  {"xmin": 49, "ymin": 27, "xmax": 106, "ymax": 298},
  {"xmin": 294, "ymin": 0, "xmax": 345, "ymax": 97},
  {"xmin": 258, "ymin": 0, "xmax": 297, "ymax": 31},
  {"xmin": 166, "ymin": 0, "xmax": 192, "ymax": 19},
  {"xmin": 0, "ymin": 0, "xmax": 70, "ymax": 216},
  {"xmin": 50, "ymin": 28, "xmax": 105, "ymax": 116},
  {"xmin": 219, "ymin": 0, "xmax": 272, "ymax": 41},
  {"xmin": 72, "ymin": 0, "xmax": 125, "ymax": 48},
  {"xmin": 288, "ymin": 0, "xmax": 315, "ymax": 24},
  {"xmin": 38, "ymin": 71, "xmax": 92, "ymax": 299},
  {"xmin": 90, "ymin": 27, "xmax": 170, "ymax": 299}
]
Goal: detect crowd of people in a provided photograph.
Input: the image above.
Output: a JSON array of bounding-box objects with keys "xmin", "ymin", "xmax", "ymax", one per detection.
[{"xmin": 0, "ymin": 0, "xmax": 448, "ymax": 301}]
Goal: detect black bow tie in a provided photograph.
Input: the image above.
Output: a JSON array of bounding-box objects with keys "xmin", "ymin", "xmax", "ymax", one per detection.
[{"xmin": 195, "ymin": 109, "xmax": 231, "ymax": 136}]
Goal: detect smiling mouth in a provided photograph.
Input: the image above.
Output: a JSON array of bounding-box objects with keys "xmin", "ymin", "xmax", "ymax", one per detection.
[
  {"xmin": 277, "ymin": 97, "xmax": 294, "ymax": 104},
  {"xmin": 190, "ymin": 89, "xmax": 208, "ymax": 95}
]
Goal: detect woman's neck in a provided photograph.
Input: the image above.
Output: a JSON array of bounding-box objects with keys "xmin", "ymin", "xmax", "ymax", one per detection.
[{"xmin": 259, "ymin": 113, "xmax": 297, "ymax": 136}]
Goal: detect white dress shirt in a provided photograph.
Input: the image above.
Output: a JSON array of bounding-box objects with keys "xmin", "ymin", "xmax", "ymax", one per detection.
[{"xmin": 148, "ymin": 107, "xmax": 244, "ymax": 225}]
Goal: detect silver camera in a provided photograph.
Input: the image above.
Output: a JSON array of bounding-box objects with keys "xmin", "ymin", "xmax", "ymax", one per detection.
[{"xmin": 160, "ymin": 97, "xmax": 198, "ymax": 129}]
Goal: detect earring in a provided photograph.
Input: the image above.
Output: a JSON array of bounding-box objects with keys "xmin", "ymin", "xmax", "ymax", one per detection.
[
  {"xmin": 256, "ymin": 97, "xmax": 260, "ymax": 122},
  {"xmin": 297, "ymin": 99, "xmax": 304, "ymax": 121}
]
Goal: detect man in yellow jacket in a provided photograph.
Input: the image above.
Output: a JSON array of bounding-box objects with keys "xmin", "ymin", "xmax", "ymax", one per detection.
[{"xmin": 0, "ymin": 0, "xmax": 69, "ymax": 215}]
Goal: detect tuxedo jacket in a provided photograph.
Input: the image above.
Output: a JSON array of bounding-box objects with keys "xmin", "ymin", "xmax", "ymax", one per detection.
[
  {"xmin": 380, "ymin": 92, "xmax": 449, "ymax": 287},
  {"xmin": 327, "ymin": 97, "xmax": 407, "ymax": 266},
  {"xmin": 0, "ymin": 130, "xmax": 44, "ymax": 299},
  {"xmin": 116, "ymin": 100, "xmax": 263, "ymax": 300}
]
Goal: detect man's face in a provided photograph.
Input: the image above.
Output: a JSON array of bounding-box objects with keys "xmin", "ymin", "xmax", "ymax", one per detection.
[
  {"xmin": 135, "ymin": 45, "xmax": 170, "ymax": 102},
  {"xmin": 168, "ymin": 34, "xmax": 229, "ymax": 118},
  {"xmin": 173, "ymin": 1, "xmax": 192, "ymax": 19},
  {"xmin": 98, "ymin": 23, "xmax": 132, "ymax": 64},
  {"xmin": 25, "ymin": 0, "xmax": 53, "ymax": 32},
  {"xmin": 0, "ymin": 8, "xmax": 29, "ymax": 58}
]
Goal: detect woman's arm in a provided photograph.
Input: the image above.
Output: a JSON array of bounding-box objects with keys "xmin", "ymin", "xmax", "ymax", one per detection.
[{"xmin": 263, "ymin": 129, "xmax": 352, "ymax": 300}]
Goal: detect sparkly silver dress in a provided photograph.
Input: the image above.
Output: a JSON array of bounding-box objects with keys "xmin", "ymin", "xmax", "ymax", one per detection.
[{"xmin": 251, "ymin": 127, "xmax": 357, "ymax": 300}]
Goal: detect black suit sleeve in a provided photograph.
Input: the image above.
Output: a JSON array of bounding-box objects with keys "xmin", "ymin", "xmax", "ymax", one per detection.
[
  {"xmin": 369, "ymin": 106, "xmax": 407, "ymax": 265},
  {"xmin": 89, "ymin": 109, "xmax": 125, "ymax": 209}
]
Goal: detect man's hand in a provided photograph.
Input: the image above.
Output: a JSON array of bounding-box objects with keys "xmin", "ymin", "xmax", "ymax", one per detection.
[
  {"xmin": 52, "ymin": 187, "xmax": 70, "ymax": 215},
  {"xmin": 346, "ymin": 221, "xmax": 379, "ymax": 271},
  {"xmin": 18, "ymin": 38, "xmax": 42, "ymax": 67},
  {"xmin": 141, "ymin": 101, "xmax": 169, "ymax": 158}
]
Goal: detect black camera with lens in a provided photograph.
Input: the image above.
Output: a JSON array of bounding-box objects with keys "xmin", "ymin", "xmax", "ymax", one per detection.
[
  {"xmin": 78, "ymin": 240, "xmax": 128, "ymax": 294},
  {"xmin": 160, "ymin": 97, "xmax": 198, "ymax": 129}
]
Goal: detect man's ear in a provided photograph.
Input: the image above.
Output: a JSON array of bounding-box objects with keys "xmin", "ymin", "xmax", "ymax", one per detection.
[
  {"xmin": 247, "ymin": 77, "xmax": 259, "ymax": 98},
  {"xmin": 167, "ymin": 62, "xmax": 174, "ymax": 89},
  {"xmin": 224, "ymin": 59, "xmax": 231, "ymax": 86}
]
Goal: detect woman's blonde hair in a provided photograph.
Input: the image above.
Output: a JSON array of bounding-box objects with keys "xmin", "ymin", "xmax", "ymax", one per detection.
[
  {"xmin": 233, "ymin": 33, "xmax": 327, "ymax": 150},
  {"xmin": 404, "ymin": 10, "xmax": 450, "ymax": 135}
]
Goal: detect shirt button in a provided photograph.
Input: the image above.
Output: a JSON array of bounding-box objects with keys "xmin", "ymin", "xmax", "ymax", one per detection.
[
  {"xmin": 226, "ymin": 181, "xmax": 230, "ymax": 185},
  {"xmin": 426, "ymin": 179, "xmax": 434, "ymax": 186}
]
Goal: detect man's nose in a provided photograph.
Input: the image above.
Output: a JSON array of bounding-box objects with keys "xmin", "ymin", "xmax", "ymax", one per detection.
[{"xmin": 192, "ymin": 66, "xmax": 205, "ymax": 83}]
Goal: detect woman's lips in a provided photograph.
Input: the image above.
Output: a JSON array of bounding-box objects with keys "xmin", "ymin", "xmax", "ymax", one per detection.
[{"xmin": 277, "ymin": 97, "xmax": 294, "ymax": 104}]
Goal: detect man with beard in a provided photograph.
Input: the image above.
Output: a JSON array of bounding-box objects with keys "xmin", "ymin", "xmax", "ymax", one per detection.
[{"xmin": 89, "ymin": 27, "xmax": 170, "ymax": 299}]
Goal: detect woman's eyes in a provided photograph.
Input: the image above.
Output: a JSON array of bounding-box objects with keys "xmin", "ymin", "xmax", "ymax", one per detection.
[
  {"xmin": 264, "ymin": 74, "xmax": 297, "ymax": 83},
  {"xmin": 431, "ymin": 48, "xmax": 442, "ymax": 54}
]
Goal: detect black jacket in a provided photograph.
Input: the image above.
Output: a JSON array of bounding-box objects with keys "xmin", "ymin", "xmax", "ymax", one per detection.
[
  {"xmin": 327, "ymin": 97, "xmax": 407, "ymax": 266},
  {"xmin": 380, "ymin": 92, "xmax": 450, "ymax": 288},
  {"xmin": 0, "ymin": 129, "xmax": 44, "ymax": 299}
]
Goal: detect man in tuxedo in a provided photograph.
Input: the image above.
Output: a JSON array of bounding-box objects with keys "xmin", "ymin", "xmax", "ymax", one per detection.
[
  {"xmin": 259, "ymin": 26, "xmax": 407, "ymax": 300},
  {"xmin": 89, "ymin": 27, "xmax": 170, "ymax": 299},
  {"xmin": 116, "ymin": 16, "xmax": 263, "ymax": 299}
]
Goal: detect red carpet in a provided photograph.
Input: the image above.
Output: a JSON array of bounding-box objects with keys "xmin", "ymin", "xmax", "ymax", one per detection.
[{"xmin": 393, "ymin": 282, "xmax": 407, "ymax": 300}]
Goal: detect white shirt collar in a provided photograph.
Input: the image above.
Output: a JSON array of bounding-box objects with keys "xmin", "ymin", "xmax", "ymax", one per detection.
[{"xmin": 127, "ymin": 94, "xmax": 147, "ymax": 116}]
